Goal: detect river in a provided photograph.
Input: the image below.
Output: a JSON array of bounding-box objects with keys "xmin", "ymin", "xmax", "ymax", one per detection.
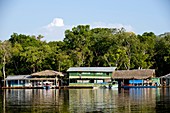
[{"xmin": 0, "ymin": 88, "xmax": 170, "ymax": 113}]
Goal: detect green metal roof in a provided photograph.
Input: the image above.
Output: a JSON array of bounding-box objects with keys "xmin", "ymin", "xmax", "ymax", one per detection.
[{"xmin": 67, "ymin": 67, "xmax": 116, "ymax": 72}]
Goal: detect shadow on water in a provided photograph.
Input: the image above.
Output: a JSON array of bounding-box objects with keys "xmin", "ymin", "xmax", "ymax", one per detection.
[
  {"xmin": 155, "ymin": 88, "xmax": 170, "ymax": 113},
  {"xmin": 0, "ymin": 88, "xmax": 170, "ymax": 113}
]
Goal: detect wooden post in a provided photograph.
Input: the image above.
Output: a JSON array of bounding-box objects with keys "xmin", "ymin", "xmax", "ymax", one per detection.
[
  {"xmin": 161, "ymin": 78, "xmax": 163, "ymax": 87},
  {"xmin": 142, "ymin": 79, "xmax": 143, "ymax": 86},
  {"xmin": 3, "ymin": 90, "xmax": 6, "ymax": 113},
  {"xmin": 6, "ymin": 80, "xmax": 8, "ymax": 87},
  {"xmin": 18, "ymin": 80, "xmax": 19, "ymax": 87},
  {"xmin": 41, "ymin": 80, "xmax": 43, "ymax": 87},
  {"xmin": 3, "ymin": 55, "xmax": 6, "ymax": 87}
]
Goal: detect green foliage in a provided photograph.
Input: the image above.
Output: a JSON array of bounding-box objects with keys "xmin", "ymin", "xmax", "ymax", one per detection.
[
  {"xmin": 155, "ymin": 33, "xmax": 170, "ymax": 76},
  {"xmin": 0, "ymin": 26, "xmax": 170, "ymax": 77},
  {"xmin": 64, "ymin": 25, "xmax": 92, "ymax": 66}
]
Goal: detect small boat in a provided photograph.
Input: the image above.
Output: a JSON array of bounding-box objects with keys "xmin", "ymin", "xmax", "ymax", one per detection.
[
  {"xmin": 105, "ymin": 81, "xmax": 118, "ymax": 89},
  {"xmin": 93, "ymin": 81, "xmax": 118, "ymax": 89},
  {"xmin": 43, "ymin": 81, "xmax": 53, "ymax": 89},
  {"xmin": 93, "ymin": 86, "xmax": 99, "ymax": 89}
]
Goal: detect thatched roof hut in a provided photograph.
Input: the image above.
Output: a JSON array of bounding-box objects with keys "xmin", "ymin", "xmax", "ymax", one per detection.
[
  {"xmin": 31, "ymin": 70, "xmax": 64, "ymax": 76},
  {"xmin": 112, "ymin": 69, "xmax": 155, "ymax": 79}
]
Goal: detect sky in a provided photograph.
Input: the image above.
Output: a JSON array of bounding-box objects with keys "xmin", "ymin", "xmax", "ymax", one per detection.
[{"xmin": 0, "ymin": 0, "xmax": 170, "ymax": 42}]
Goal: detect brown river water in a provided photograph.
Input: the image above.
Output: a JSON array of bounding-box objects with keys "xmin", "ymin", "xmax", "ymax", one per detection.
[{"xmin": 0, "ymin": 88, "xmax": 170, "ymax": 113}]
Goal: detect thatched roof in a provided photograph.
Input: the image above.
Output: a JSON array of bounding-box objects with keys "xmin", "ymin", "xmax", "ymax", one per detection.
[
  {"xmin": 112, "ymin": 69, "xmax": 155, "ymax": 79},
  {"xmin": 31, "ymin": 70, "xmax": 64, "ymax": 76}
]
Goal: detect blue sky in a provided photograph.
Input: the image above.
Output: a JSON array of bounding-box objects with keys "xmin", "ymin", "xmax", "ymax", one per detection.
[{"xmin": 0, "ymin": 0, "xmax": 169, "ymax": 41}]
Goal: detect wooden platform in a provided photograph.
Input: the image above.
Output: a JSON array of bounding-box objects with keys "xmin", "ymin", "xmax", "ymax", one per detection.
[
  {"xmin": 1, "ymin": 86, "xmax": 169, "ymax": 89},
  {"xmin": 1, "ymin": 86, "xmax": 93, "ymax": 89}
]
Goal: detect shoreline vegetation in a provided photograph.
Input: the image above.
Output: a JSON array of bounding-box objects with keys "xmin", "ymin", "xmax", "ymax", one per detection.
[{"xmin": 0, "ymin": 25, "xmax": 170, "ymax": 78}]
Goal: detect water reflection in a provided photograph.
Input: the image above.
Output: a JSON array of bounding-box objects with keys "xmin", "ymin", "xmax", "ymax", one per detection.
[
  {"xmin": 156, "ymin": 88, "xmax": 170, "ymax": 113},
  {"xmin": 0, "ymin": 88, "xmax": 170, "ymax": 113}
]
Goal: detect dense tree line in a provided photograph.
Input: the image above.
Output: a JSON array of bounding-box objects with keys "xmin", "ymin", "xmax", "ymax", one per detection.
[{"xmin": 0, "ymin": 25, "xmax": 170, "ymax": 77}]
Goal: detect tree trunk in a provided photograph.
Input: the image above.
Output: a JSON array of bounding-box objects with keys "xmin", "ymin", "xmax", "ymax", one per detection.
[
  {"xmin": 104, "ymin": 55, "xmax": 111, "ymax": 67},
  {"xmin": 3, "ymin": 55, "xmax": 6, "ymax": 87}
]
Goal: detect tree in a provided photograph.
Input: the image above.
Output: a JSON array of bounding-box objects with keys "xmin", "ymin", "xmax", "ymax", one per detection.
[
  {"xmin": 20, "ymin": 44, "xmax": 52, "ymax": 73},
  {"xmin": 47, "ymin": 41, "xmax": 72, "ymax": 72},
  {"xmin": 113, "ymin": 30, "xmax": 139, "ymax": 70},
  {"xmin": 37, "ymin": 34, "xmax": 44, "ymax": 40},
  {"xmin": 8, "ymin": 33, "xmax": 51, "ymax": 74},
  {"xmin": 139, "ymin": 32, "xmax": 156, "ymax": 65},
  {"xmin": 64, "ymin": 25, "xmax": 92, "ymax": 66},
  {"xmin": 155, "ymin": 33, "xmax": 170, "ymax": 76},
  {"xmin": 90, "ymin": 28, "xmax": 117, "ymax": 66},
  {"xmin": 0, "ymin": 41, "xmax": 12, "ymax": 86},
  {"xmin": 1, "ymin": 25, "xmax": 170, "ymax": 77}
]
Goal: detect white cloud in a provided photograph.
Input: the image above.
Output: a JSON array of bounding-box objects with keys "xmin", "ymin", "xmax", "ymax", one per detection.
[
  {"xmin": 38, "ymin": 26, "xmax": 69, "ymax": 42},
  {"xmin": 37, "ymin": 18, "xmax": 135, "ymax": 42},
  {"xmin": 37, "ymin": 18, "xmax": 71, "ymax": 41},
  {"xmin": 37, "ymin": 17, "xmax": 69, "ymax": 41},
  {"xmin": 47, "ymin": 18, "xmax": 64, "ymax": 28}
]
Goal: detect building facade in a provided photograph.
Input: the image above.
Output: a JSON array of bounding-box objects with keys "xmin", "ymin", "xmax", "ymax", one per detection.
[
  {"xmin": 67, "ymin": 67, "xmax": 117, "ymax": 86},
  {"xmin": 4, "ymin": 70, "xmax": 64, "ymax": 88},
  {"xmin": 112, "ymin": 69, "xmax": 159, "ymax": 87},
  {"xmin": 5, "ymin": 75, "xmax": 31, "ymax": 87}
]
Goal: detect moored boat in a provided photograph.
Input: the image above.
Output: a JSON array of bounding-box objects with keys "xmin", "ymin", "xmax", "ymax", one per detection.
[
  {"xmin": 93, "ymin": 81, "xmax": 118, "ymax": 89},
  {"xmin": 105, "ymin": 81, "xmax": 118, "ymax": 89},
  {"xmin": 43, "ymin": 81, "xmax": 53, "ymax": 89}
]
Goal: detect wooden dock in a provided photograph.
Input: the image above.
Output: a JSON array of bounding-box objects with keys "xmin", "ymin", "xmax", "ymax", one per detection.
[{"xmin": 1, "ymin": 86, "xmax": 93, "ymax": 89}]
